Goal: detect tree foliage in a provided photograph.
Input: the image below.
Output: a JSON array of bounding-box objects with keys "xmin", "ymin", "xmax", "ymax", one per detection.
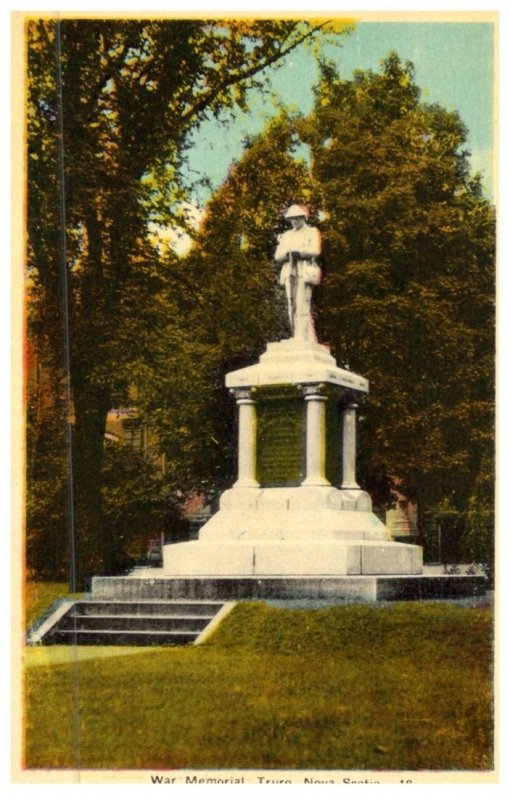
[
  {"xmin": 303, "ymin": 56, "xmax": 495, "ymax": 523},
  {"xmin": 26, "ymin": 17, "xmax": 349, "ymax": 585},
  {"xmin": 189, "ymin": 54, "xmax": 495, "ymax": 561}
]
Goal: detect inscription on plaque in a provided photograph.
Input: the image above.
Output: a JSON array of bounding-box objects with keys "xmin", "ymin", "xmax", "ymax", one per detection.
[{"xmin": 257, "ymin": 397, "xmax": 304, "ymax": 486}]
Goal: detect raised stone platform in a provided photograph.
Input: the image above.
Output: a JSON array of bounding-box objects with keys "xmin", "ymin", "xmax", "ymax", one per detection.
[{"xmin": 91, "ymin": 571, "xmax": 486, "ymax": 603}]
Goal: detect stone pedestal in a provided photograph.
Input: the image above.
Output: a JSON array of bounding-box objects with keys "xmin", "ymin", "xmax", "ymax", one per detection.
[{"xmin": 163, "ymin": 338, "xmax": 423, "ymax": 578}]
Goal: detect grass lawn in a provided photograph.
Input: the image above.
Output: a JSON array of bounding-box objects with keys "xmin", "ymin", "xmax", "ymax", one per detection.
[
  {"xmin": 23, "ymin": 599, "xmax": 493, "ymax": 772},
  {"xmin": 25, "ymin": 582, "xmax": 83, "ymax": 629}
]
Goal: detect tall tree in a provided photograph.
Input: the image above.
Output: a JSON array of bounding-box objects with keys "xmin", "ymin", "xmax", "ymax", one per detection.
[
  {"xmin": 189, "ymin": 54, "xmax": 495, "ymax": 562},
  {"xmin": 26, "ymin": 18, "xmax": 350, "ymax": 585},
  {"xmin": 303, "ymin": 55, "xmax": 495, "ymax": 532}
]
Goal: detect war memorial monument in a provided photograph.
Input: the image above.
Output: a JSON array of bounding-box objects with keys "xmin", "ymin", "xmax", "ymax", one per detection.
[
  {"xmin": 29, "ymin": 205, "xmax": 485, "ymax": 645},
  {"xmin": 160, "ymin": 204, "xmax": 423, "ymax": 585}
]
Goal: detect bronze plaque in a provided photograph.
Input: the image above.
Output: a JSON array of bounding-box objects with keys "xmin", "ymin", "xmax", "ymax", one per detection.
[{"xmin": 256, "ymin": 397, "xmax": 304, "ymax": 486}]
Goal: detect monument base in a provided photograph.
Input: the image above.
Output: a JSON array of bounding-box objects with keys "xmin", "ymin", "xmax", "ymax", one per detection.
[
  {"xmin": 163, "ymin": 538, "xmax": 423, "ymax": 577},
  {"xmin": 198, "ymin": 486, "xmax": 387, "ymax": 541},
  {"xmin": 91, "ymin": 572, "xmax": 487, "ymax": 603},
  {"xmin": 163, "ymin": 485, "xmax": 423, "ymax": 577}
]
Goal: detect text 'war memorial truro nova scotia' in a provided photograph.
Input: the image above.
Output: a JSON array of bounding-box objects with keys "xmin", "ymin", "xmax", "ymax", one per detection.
[{"xmin": 29, "ymin": 204, "xmax": 486, "ymax": 647}]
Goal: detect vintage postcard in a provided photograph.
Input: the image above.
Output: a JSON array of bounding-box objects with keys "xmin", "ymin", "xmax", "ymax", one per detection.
[{"xmin": 11, "ymin": 3, "xmax": 503, "ymax": 788}]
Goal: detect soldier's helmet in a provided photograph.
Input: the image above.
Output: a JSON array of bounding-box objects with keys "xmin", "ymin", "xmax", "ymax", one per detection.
[{"xmin": 284, "ymin": 204, "xmax": 308, "ymax": 219}]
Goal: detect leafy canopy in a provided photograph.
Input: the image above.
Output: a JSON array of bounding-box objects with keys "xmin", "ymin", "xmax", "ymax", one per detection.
[
  {"xmin": 183, "ymin": 53, "xmax": 495, "ymax": 561},
  {"xmin": 25, "ymin": 17, "xmax": 352, "ymax": 583}
]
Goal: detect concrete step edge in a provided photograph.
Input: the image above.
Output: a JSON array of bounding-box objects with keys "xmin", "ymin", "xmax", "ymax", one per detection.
[
  {"xmin": 69, "ymin": 613, "xmax": 215, "ymax": 620},
  {"xmin": 58, "ymin": 629, "xmax": 201, "ymax": 636},
  {"xmin": 80, "ymin": 599, "xmax": 226, "ymax": 606}
]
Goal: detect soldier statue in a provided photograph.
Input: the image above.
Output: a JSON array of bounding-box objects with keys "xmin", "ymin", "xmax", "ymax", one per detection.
[{"xmin": 274, "ymin": 204, "xmax": 321, "ymax": 341}]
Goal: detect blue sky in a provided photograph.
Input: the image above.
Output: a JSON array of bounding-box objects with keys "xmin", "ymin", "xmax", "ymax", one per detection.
[{"xmin": 184, "ymin": 20, "xmax": 495, "ymax": 205}]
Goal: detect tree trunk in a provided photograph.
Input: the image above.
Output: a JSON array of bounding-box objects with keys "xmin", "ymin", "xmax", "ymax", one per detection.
[{"xmin": 71, "ymin": 381, "xmax": 111, "ymax": 589}]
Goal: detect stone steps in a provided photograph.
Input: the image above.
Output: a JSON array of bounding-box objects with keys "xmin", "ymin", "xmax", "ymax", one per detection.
[
  {"xmin": 52, "ymin": 629, "xmax": 200, "ymax": 646},
  {"xmin": 27, "ymin": 599, "xmax": 230, "ymax": 647},
  {"xmin": 70, "ymin": 600, "xmax": 223, "ymax": 616},
  {"xmin": 63, "ymin": 613, "xmax": 212, "ymax": 632}
]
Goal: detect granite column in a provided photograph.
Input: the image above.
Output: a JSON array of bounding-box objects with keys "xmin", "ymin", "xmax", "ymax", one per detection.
[
  {"xmin": 232, "ymin": 388, "xmax": 259, "ymax": 488},
  {"xmin": 341, "ymin": 402, "xmax": 360, "ymax": 489},
  {"xmin": 301, "ymin": 384, "xmax": 330, "ymax": 487}
]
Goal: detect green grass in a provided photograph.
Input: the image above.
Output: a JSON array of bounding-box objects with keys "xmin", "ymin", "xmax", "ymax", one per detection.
[
  {"xmin": 25, "ymin": 582, "xmax": 83, "ymax": 629},
  {"xmin": 24, "ymin": 601, "xmax": 493, "ymax": 771}
]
